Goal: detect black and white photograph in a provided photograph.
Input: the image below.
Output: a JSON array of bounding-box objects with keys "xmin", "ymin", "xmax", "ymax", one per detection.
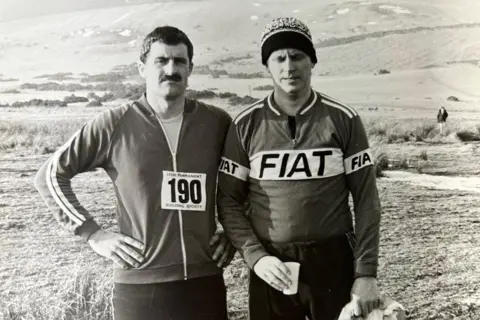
[{"xmin": 0, "ymin": 0, "xmax": 479, "ymax": 319}]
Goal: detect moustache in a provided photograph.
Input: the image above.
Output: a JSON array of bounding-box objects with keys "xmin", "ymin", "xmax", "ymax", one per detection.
[{"xmin": 161, "ymin": 74, "xmax": 182, "ymax": 82}]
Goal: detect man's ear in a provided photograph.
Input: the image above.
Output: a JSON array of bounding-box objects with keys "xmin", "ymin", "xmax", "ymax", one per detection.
[
  {"xmin": 188, "ymin": 62, "xmax": 194, "ymax": 76},
  {"xmin": 138, "ymin": 61, "xmax": 146, "ymax": 79},
  {"xmin": 309, "ymin": 56, "xmax": 316, "ymax": 69}
]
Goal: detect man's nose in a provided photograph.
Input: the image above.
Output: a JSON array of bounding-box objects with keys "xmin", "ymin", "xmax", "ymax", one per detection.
[
  {"xmin": 284, "ymin": 56, "xmax": 296, "ymax": 72},
  {"xmin": 163, "ymin": 60, "xmax": 176, "ymax": 75}
]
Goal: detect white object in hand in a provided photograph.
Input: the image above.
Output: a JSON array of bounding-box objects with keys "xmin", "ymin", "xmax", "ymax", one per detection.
[
  {"xmin": 338, "ymin": 294, "xmax": 406, "ymax": 320},
  {"xmin": 282, "ymin": 262, "xmax": 300, "ymax": 295}
]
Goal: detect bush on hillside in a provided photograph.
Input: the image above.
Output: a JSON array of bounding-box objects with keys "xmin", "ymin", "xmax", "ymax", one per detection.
[
  {"xmin": 218, "ymin": 92, "xmax": 237, "ymax": 99},
  {"xmin": 212, "ymin": 54, "xmax": 254, "ymax": 65},
  {"xmin": 419, "ymin": 150, "xmax": 428, "ymax": 161},
  {"xmin": 87, "ymin": 100, "xmax": 103, "ymax": 107},
  {"xmin": 86, "ymin": 84, "xmax": 145, "ymax": 102},
  {"xmin": 374, "ymin": 152, "xmax": 389, "ymax": 177},
  {"xmin": 456, "ymin": 130, "xmax": 480, "ymax": 142},
  {"xmin": 0, "ymin": 78, "xmax": 19, "ymax": 82},
  {"xmin": 211, "ymin": 69, "xmax": 229, "ymax": 78},
  {"xmin": 413, "ymin": 124, "xmax": 436, "ymax": 142},
  {"xmin": 186, "ymin": 90, "xmax": 217, "ymax": 100},
  {"xmin": 11, "ymin": 99, "xmax": 67, "ymax": 107},
  {"xmin": 80, "ymin": 73, "xmax": 127, "ymax": 83},
  {"xmin": 100, "ymin": 92, "xmax": 116, "ymax": 102},
  {"xmin": 34, "ymin": 73, "xmax": 74, "ymax": 81},
  {"xmin": 378, "ymin": 69, "xmax": 391, "ymax": 75},
  {"xmin": 447, "ymin": 96, "xmax": 459, "ymax": 102},
  {"xmin": 64, "ymin": 94, "xmax": 89, "ymax": 104},
  {"xmin": 253, "ymin": 85, "xmax": 274, "ymax": 91},
  {"xmin": 229, "ymin": 72, "xmax": 266, "ymax": 79},
  {"xmin": 228, "ymin": 95, "xmax": 258, "ymax": 106},
  {"xmin": 20, "ymin": 82, "xmax": 94, "ymax": 91},
  {"xmin": 387, "ymin": 132, "xmax": 411, "ymax": 143},
  {"xmin": 87, "ymin": 92, "xmax": 101, "ymax": 100},
  {"xmin": 110, "ymin": 63, "xmax": 139, "ymax": 77},
  {"xmin": 2, "ymin": 89, "xmax": 20, "ymax": 94},
  {"xmin": 118, "ymin": 84, "xmax": 145, "ymax": 100},
  {"xmin": 368, "ymin": 124, "xmax": 388, "ymax": 137},
  {"xmin": 193, "ymin": 65, "xmax": 214, "ymax": 75}
]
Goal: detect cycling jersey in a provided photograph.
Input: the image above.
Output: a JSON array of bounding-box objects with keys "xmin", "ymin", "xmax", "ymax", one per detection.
[{"xmin": 217, "ymin": 89, "xmax": 381, "ymax": 278}]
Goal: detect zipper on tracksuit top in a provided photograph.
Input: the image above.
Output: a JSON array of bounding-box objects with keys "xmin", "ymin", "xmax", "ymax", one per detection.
[
  {"xmin": 287, "ymin": 115, "xmax": 297, "ymax": 145},
  {"xmin": 153, "ymin": 112, "xmax": 189, "ymax": 280}
]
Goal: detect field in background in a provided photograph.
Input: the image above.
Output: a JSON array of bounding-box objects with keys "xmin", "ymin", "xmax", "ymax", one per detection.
[
  {"xmin": 1, "ymin": 0, "xmax": 480, "ymax": 79},
  {"xmin": 2, "ymin": 74, "xmax": 480, "ymax": 319}
]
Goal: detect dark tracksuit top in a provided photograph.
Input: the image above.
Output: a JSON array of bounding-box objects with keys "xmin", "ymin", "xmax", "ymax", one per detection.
[
  {"xmin": 34, "ymin": 94, "xmax": 232, "ymax": 284},
  {"xmin": 217, "ymin": 90, "xmax": 382, "ymax": 278}
]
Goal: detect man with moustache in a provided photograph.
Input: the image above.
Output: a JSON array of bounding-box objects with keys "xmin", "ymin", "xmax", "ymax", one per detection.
[
  {"xmin": 35, "ymin": 26, "xmax": 234, "ymax": 320},
  {"xmin": 217, "ymin": 17, "xmax": 383, "ymax": 320}
]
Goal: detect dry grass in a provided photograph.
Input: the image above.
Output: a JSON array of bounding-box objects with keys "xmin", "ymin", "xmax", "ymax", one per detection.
[
  {"xmin": 1, "ymin": 103, "xmax": 480, "ymax": 320},
  {"xmin": 365, "ymin": 119, "xmax": 452, "ymax": 144},
  {"xmin": 1, "ymin": 146, "xmax": 480, "ymax": 320},
  {"xmin": 1, "ymin": 260, "xmax": 250, "ymax": 320},
  {"xmin": 0, "ymin": 120, "xmax": 85, "ymax": 154},
  {"xmin": 0, "ymin": 115, "xmax": 474, "ymax": 156},
  {"xmin": 2, "ymin": 267, "xmax": 112, "ymax": 320}
]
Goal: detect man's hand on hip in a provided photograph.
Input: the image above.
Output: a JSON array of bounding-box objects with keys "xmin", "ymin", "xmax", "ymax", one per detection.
[
  {"xmin": 88, "ymin": 229, "xmax": 145, "ymax": 269},
  {"xmin": 209, "ymin": 231, "xmax": 236, "ymax": 268},
  {"xmin": 350, "ymin": 276, "xmax": 384, "ymax": 318},
  {"xmin": 253, "ymin": 256, "xmax": 292, "ymax": 291}
]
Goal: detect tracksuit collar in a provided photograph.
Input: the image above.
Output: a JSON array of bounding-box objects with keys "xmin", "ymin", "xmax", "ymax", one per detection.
[
  {"xmin": 267, "ymin": 89, "xmax": 318, "ymax": 116},
  {"xmin": 137, "ymin": 93, "xmax": 196, "ymax": 116}
]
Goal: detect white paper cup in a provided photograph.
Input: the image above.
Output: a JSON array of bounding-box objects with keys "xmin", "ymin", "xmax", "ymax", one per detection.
[{"xmin": 282, "ymin": 262, "xmax": 300, "ymax": 295}]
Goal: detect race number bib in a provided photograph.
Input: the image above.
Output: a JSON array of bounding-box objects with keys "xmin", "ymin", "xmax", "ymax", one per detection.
[{"xmin": 161, "ymin": 171, "xmax": 207, "ymax": 211}]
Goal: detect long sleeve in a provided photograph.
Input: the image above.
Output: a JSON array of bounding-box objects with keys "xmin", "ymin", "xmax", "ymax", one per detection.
[
  {"xmin": 217, "ymin": 122, "xmax": 269, "ymax": 269},
  {"xmin": 34, "ymin": 108, "xmax": 123, "ymax": 240},
  {"xmin": 343, "ymin": 114, "xmax": 382, "ymax": 278}
]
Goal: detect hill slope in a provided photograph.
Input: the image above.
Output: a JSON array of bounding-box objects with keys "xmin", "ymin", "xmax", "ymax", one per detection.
[{"xmin": 0, "ymin": 0, "xmax": 479, "ymax": 78}]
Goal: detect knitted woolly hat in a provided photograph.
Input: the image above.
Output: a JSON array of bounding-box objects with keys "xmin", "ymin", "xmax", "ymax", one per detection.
[{"xmin": 260, "ymin": 17, "xmax": 317, "ymax": 66}]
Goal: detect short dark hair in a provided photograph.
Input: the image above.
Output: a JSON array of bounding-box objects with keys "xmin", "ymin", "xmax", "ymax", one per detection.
[{"xmin": 140, "ymin": 26, "xmax": 194, "ymax": 64}]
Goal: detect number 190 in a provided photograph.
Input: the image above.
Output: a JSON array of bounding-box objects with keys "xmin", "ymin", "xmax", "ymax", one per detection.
[{"xmin": 167, "ymin": 179, "xmax": 202, "ymax": 204}]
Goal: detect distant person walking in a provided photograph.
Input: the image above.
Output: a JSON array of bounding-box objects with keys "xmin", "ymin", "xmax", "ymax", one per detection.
[{"xmin": 437, "ymin": 106, "xmax": 448, "ymax": 134}]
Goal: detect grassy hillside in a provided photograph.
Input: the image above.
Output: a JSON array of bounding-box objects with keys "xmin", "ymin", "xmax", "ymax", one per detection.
[
  {"xmin": 0, "ymin": 0, "xmax": 202, "ymax": 23},
  {"xmin": 0, "ymin": 0, "xmax": 479, "ymax": 78}
]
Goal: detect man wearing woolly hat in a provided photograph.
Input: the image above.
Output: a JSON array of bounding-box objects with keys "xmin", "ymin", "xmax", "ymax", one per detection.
[{"xmin": 218, "ymin": 17, "xmax": 385, "ymax": 319}]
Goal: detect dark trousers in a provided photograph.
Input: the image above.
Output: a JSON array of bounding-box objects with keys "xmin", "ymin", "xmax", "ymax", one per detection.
[
  {"xmin": 112, "ymin": 274, "xmax": 228, "ymax": 320},
  {"xmin": 248, "ymin": 234, "xmax": 355, "ymax": 320}
]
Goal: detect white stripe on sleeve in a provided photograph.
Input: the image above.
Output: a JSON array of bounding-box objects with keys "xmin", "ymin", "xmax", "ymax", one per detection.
[{"xmin": 45, "ymin": 131, "xmax": 87, "ymax": 225}]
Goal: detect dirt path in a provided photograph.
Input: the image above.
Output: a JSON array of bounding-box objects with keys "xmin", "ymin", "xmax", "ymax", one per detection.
[{"xmin": 384, "ymin": 171, "xmax": 480, "ymax": 193}]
